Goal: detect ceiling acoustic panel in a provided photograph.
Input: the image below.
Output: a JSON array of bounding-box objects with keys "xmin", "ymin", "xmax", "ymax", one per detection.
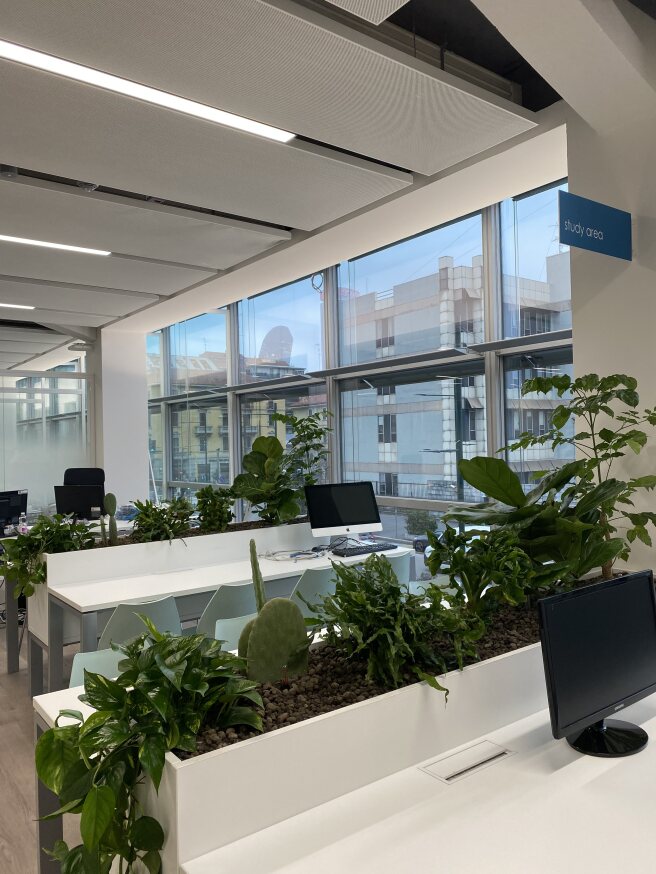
[
  {"xmin": 1, "ymin": 0, "xmax": 536, "ymax": 175},
  {"xmin": 322, "ymin": 0, "xmax": 409, "ymax": 25},
  {"xmin": 0, "ymin": 178, "xmax": 291, "ymax": 270},
  {"xmin": 0, "ymin": 277, "xmax": 158, "ymax": 318},
  {"xmin": 0, "ymin": 237, "xmax": 215, "ymax": 295},
  {"xmin": 0, "ymin": 61, "xmax": 411, "ymax": 231}
]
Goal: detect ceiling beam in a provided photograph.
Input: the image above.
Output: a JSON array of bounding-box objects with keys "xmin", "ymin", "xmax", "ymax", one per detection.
[{"xmin": 38, "ymin": 323, "xmax": 96, "ymax": 343}]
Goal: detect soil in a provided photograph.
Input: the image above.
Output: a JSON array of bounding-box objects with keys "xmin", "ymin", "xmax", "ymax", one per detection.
[{"xmin": 185, "ymin": 599, "xmax": 542, "ymax": 758}]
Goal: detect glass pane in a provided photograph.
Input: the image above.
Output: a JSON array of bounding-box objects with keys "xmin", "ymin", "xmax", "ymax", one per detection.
[
  {"xmin": 340, "ymin": 363, "xmax": 486, "ymax": 504},
  {"xmin": 148, "ymin": 406, "xmax": 164, "ymax": 501},
  {"xmin": 239, "ymin": 384, "xmax": 328, "ymax": 459},
  {"xmin": 147, "ymin": 331, "xmax": 164, "ymax": 399},
  {"xmin": 503, "ymin": 347, "xmax": 575, "ymax": 487},
  {"xmin": 501, "ymin": 181, "xmax": 571, "ymax": 339},
  {"xmin": 238, "ymin": 275, "xmax": 324, "ymax": 383},
  {"xmin": 338, "ymin": 215, "xmax": 483, "ymax": 366},
  {"xmin": 0, "ymin": 372, "xmax": 89, "ymax": 515},
  {"xmin": 168, "ymin": 310, "xmax": 228, "ymax": 395},
  {"xmin": 169, "ymin": 398, "xmax": 230, "ymax": 487}
]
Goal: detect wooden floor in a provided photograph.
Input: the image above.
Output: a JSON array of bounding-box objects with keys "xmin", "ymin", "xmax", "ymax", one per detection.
[{"xmin": 0, "ymin": 627, "xmax": 78, "ymax": 874}]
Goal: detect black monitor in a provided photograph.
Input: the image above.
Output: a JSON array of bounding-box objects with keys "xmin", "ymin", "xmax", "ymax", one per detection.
[
  {"xmin": 54, "ymin": 485, "xmax": 104, "ymax": 520},
  {"xmin": 304, "ymin": 482, "xmax": 382, "ymax": 538},
  {"xmin": 539, "ymin": 570, "xmax": 656, "ymax": 757},
  {"xmin": 0, "ymin": 490, "xmax": 27, "ymax": 525}
]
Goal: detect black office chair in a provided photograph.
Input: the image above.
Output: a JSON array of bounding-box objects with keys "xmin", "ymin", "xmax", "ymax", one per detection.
[{"xmin": 63, "ymin": 468, "xmax": 106, "ymax": 487}]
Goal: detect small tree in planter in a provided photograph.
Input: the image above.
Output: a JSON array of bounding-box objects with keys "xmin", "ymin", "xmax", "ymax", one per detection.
[
  {"xmin": 195, "ymin": 485, "xmax": 234, "ymax": 533},
  {"xmin": 272, "ymin": 409, "xmax": 332, "ymax": 488},
  {"xmin": 232, "ymin": 436, "xmax": 301, "ymax": 524},
  {"xmin": 508, "ymin": 372, "xmax": 656, "ymax": 578}
]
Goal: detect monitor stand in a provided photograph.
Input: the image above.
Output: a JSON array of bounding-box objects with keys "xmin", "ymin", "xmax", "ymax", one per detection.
[{"xmin": 567, "ymin": 718, "xmax": 648, "ymax": 757}]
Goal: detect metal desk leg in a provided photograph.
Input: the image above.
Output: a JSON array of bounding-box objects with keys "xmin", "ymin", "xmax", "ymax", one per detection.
[
  {"xmin": 28, "ymin": 633, "xmax": 44, "ymax": 698},
  {"xmin": 80, "ymin": 612, "xmax": 98, "ymax": 653},
  {"xmin": 35, "ymin": 717, "xmax": 63, "ymax": 872},
  {"xmin": 5, "ymin": 585, "xmax": 19, "ymax": 673},
  {"xmin": 47, "ymin": 598, "xmax": 65, "ymax": 693}
]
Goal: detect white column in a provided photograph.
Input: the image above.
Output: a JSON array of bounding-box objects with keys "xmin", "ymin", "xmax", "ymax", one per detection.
[{"xmin": 88, "ymin": 328, "xmax": 149, "ymax": 506}]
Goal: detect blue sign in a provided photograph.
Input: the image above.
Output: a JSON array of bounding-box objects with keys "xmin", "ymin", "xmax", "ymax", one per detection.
[{"xmin": 559, "ymin": 190, "xmax": 632, "ymax": 261}]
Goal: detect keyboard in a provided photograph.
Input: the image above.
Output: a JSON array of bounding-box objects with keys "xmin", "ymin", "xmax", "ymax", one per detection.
[{"xmin": 331, "ymin": 542, "xmax": 397, "ymax": 557}]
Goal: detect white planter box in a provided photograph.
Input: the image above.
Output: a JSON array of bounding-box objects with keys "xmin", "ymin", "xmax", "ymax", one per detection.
[
  {"xmin": 28, "ymin": 523, "xmax": 315, "ymax": 646},
  {"xmin": 143, "ymin": 641, "xmax": 547, "ymax": 872}
]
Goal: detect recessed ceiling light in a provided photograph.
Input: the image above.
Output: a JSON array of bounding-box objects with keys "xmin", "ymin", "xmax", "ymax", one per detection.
[
  {"xmin": 0, "ymin": 302, "xmax": 35, "ymax": 310},
  {"xmin": 0, "ymin": 39, "xmax": 296, "ymax": 144},
  {"xmin": 0, "ymin": 234, "xmax": 111, "ymax": 256}
]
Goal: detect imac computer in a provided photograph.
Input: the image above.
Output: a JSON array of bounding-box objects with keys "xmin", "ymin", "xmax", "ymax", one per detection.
[
  {"xmin": 304, "ymin": 482, "xmax": 396, "ymax": 557},
  {"xmin": 0, "ymin": 490, "xmax": 27, "ymax": 526},
  {"xmin": 539, "ymin": 570, "xmax": 656, "ymax": 757},
  {"xmin": 54, "ymin": 485, "xmax": 105, "ymax": 520}
]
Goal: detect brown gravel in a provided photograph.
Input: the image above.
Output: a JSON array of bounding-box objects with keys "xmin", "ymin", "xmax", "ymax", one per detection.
[{"xmin": 185, "ymin": 599, "xmax": 542, "ymax": 758}]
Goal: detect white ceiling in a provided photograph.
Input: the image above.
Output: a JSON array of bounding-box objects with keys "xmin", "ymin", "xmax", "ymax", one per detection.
[{"xmin": 0, "ymin": 0, "xmax": 538, "ymax": 368}]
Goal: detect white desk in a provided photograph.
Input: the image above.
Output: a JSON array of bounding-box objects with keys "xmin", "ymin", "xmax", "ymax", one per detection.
[
  {"xmin": 45, "ymin": 547, "xmax": 410, "ymax": 692},
  {"xmin": 182, "ymin": 698, "xmax": 656, "ymax": 874}
]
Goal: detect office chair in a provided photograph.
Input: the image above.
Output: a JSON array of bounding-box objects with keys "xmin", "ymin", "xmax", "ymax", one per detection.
[
  {"xmin": 214, "ymin": 613, "xmax": 258, "ymax": 651},
  {"xmin": 98, "ymin": 596, "xmax": 182, "ymax": 648},
  {"xmin": 63, "ymin": 468, "xmax": 106, "ymax": 487},
  {"xmin": 69, "ymin": 647, "xmax": 123, "ymax": 688},
  {"xmin": 289, "ymin": 566, "xmax": 337, "ymax": 619},
  {"xmin": 194, "ymin": 584, "xmax": 257, "ymax": 638}
]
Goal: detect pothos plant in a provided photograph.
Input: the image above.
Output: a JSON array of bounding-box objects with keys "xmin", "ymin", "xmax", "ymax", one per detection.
[
  {"xmin": 35, "ymin": 619, "xmax": 263, "ymax": 874},
  {"xmin": 508, "ymin": 372, "xmax": 656, "ymax": 578},
  {"xmin": 0, "ymin": 514, "xmax": 95, "ymax": 598}
]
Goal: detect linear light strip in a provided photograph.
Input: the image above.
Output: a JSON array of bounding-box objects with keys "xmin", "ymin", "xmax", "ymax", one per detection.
[
  {"xmin": 0, "ymin": 234, "xmax": 111, "ymax": 256},
  {"xmin": 0, "ymin": 302, "xmax": 35, "ymax": 310},
  {"xmin": 0, "ymin": 40, "xmax": 296, "ymax": 144}
]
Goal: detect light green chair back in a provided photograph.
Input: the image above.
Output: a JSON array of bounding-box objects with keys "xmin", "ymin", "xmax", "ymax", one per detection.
[
  {"xmin": 385, "ymin": 551, "xmax": 412, "ymax": 587},
  {"xmin": 97, "ymin": 596, "xmax": 182, "ymax": 649},
  {"xmin": 290, "ymin": 566, "xmax": 337, "ymax": 619},
  {"xmin": 196, "ymin": 584, "xmax": 257, "ymax": 638},
  {"xmin": 214, "ymin": 613, "xmax": 258, "ymax": 651},
  {"xmin": 69, "ymin": 647, "xmax": 123, "ymax": 688}
]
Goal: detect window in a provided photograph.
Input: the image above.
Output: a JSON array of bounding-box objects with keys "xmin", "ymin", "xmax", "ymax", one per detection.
[
  {"xmin": 239, "ymin": 384, "xmax": 328, "ymax": 463},
  {"xmin": 341, "ymin": 363, "xmax": 486, "ymax": 503},
  {"xmin": 238, "ymin": 275, "xmax": 324, "ymax": 383},
  {"xmin": 501, "ymin": 181, "xmax": 571, "ymax": 339},
  {"xmin": 338, "ymin": 214, "xmax": 484, "ymax": 366},
  {"xmin": 462, "ymin": 408, "xmax": 478, "ymax": 442},
  {"xmin": 168, "ymin": 310, "xmax": 228, "ymax": 395},
  {"xmin": 147, "ymin": 331, "xmax": 164, "ymax": 399},
  {"xmin": 503, "ymin": 348, "xmax": 575, "ymax": 484},
  {"xmin": 169, "ymin": 398, "xmax": 230, "ymax": 488}
]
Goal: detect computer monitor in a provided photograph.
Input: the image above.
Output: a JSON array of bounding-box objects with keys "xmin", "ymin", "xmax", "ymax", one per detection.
[
  {"xmin": 304, "ymin": 482, "xmax": 382, "ymax": 538},
  {"xmin": 539, "ymin": 570, "xmax": 656, "ymax": 757},
  {"xmin": 0, "ymin": 490, "xmax": 27, "ymax": 525},
  {"xmin": 54, "ymin": 485, "xmax": 105, "ymax": 520}
]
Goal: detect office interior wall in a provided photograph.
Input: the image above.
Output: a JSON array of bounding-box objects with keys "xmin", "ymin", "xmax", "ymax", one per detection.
[{"xmin": 568, "ymin": 109, "xmax": 656, "ymax": 571}]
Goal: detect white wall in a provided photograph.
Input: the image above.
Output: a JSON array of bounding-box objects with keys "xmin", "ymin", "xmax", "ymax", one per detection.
[
  {"xmin": 87, "ymin": 329, "xmax": 149, "ymax": 505},
  {"xmin": 568, "ymin": 109, "xmax": 656, "ymax": 571}
]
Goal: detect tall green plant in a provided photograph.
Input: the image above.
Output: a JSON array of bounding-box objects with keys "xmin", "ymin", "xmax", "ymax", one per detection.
[
  {"xmin": 1, "ymin": 515, "xmax": 94, "ymax": 598},
  {"xmin": 195, "ymin": 485, "xmax": 234, "ymax": 533},
  {"xmin": 35, "ymin": 620, "xmax": 263, "ymax": 873},
  {"xmin": 507, "ymin": 372, "xmax": 656, "ymax": 578},
  {"xmin": 272, "ymin": 409, "xmax": 332, "ymax": 488},
  {"xmin": 446, "ymin": 457, "xmax": 624, "ymax": 586},
  {"xmin": 232, "ymin": 436, "xmax": 300, "ymax": 524},
  {"xmin": 131, "ymin": 498, "xmax": 192, "ymax": 543}
]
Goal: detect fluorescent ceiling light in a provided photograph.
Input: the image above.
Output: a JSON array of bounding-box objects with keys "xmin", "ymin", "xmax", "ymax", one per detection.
[
  {"xmin": 0, "ymin": 234, "xmax": 111, "ymax": 256},
  {"xmin": 0, "ymin": 40, "xmax": 296, "ymax": 144},
  {"xmin": 0, "ymin": 302, "xmax": 35, "ymax": 310}
]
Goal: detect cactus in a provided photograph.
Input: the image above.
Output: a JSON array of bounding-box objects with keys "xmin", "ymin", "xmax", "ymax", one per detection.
[
  {"xmin": 238, "ymin": 539, "xmax": 309, "ymax": 683},
  {"xmin": 99, "ymin": 515, "xmax": 108, "ymax": 547},
  {"xmin": 104, "ymin": 493, "xmax": 119, "ymax": 546}
]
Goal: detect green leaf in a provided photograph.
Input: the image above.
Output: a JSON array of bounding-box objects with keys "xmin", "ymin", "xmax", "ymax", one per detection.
[
  {"xmin": 142, "ymin": 850, "xmax": 162, "ymax": 874},
  {"xmin": 457, "ymin": 457, "xmax": 526, "ymax": 507},
  {"xmin": 81, "ymin": 672, "xmax": 126, "ymax": 711},
  {"xmin": 139, "ymin": 734, "xmax": 166, "ymax": 790},
  {"xmin": 130, "ymin": 816, "xmax": 165, "ymax": 852},
  {"xmin": 80, "ymin": 785, "xmax": 115, "ymax": 851},
  {"xmin": 35, "ymin": 727, "xmax": 80, "ymax": 794},
  {"xmin": 59, "ymin": 758, "xmax": 95, "ymax": 805}
]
